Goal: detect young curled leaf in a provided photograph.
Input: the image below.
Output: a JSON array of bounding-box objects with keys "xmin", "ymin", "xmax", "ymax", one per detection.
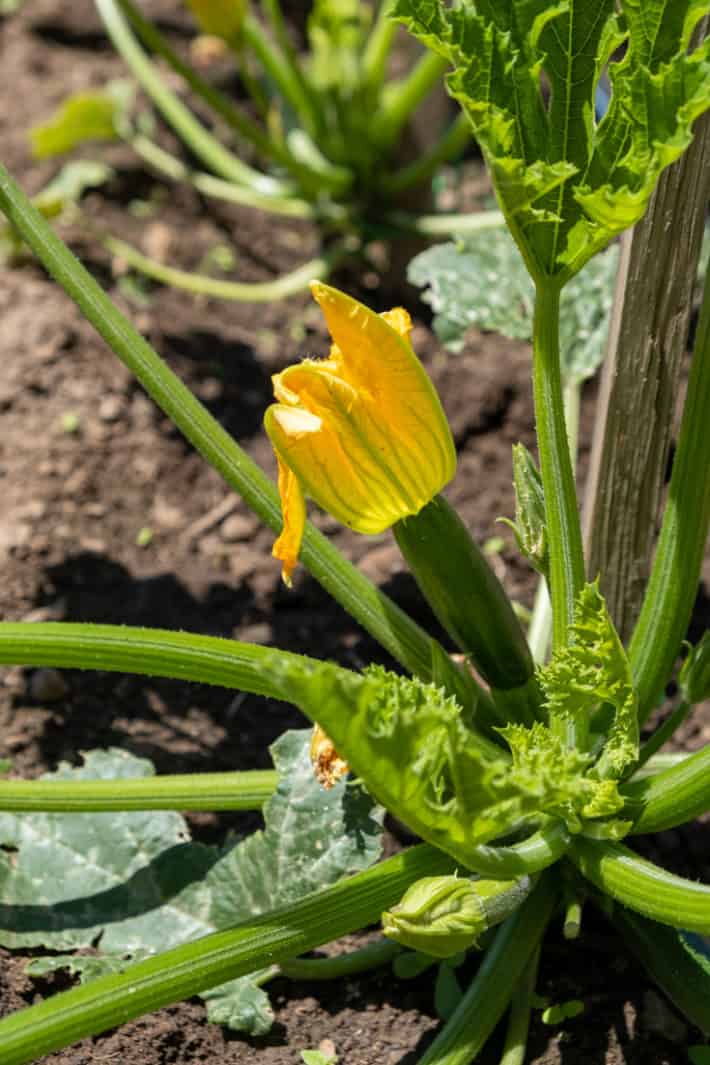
[{"xmin": 540, "ymin": 581, "xmax": 639, "ymax": 779}]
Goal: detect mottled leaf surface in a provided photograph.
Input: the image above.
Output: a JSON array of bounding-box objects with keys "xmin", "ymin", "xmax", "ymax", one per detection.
[
  {"xmin": 0, "ymin": 735, "xmax": 383, "ymax": 1034},
  {"xmin": 408, "ymin": 231, "xmax": 618, "ymax": 382}
]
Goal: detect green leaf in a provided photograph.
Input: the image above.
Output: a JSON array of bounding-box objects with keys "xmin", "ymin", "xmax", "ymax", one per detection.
[
  {"xmin": 201, "ymin": 972, "xmax": 274, "ymax": 1035},
  {"xmin": 278, "ymin": 662, "xmax": 539, "ymax": 865},
  {"xmin": 396, "ymin": 0, "xmax": 710, "ymax": 280},
  {"xmin": 31, "ymin": 82, "xmax": 133, "ymax": 158},
  {"xmin": 540, "ymin": 581, "xmax": 640, "ymax": 778},
  {"xmin": 0, "ymin": 734, "xmax": 383, "ymax": 1036},
  {"xmin": 408, "ymin": 230, "xmax": 618, "ymax": 381}
]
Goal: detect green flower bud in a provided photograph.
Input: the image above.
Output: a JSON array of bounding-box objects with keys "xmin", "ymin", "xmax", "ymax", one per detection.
[
  {"xmin": 680, "ymin": 632, "xmax": 710, "ymax": 704},
  {"xmin": 381, "ymin": 874, "xmax": 532, "ymax": 959},
  {"xmin": 500, "ymin": 444, "xmax": 548, "ymax": 576}
]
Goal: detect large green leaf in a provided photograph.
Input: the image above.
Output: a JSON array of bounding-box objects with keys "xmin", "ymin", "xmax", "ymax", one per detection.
[
  {"xmin": 408, "ymin": 230, "xmax": 618, "ymax": 381},
  {"xmin": 0, "ymin": 735, "xmax": 383, "ymax": 1035},
  {"xmin": 396, "ymin": 0, "xmax": 710, "ymax": 280}
]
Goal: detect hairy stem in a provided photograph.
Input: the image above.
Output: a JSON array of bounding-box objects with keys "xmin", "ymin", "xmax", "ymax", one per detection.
[
  {"xmin": 532, "ymin": 281, "xmax": 585, "ymax": 651},
  {"xmin": 570, "ymin": 838, "xmax": 710, "ymax": 933},
  {"xmin": 0, "ymin": 770, "xmax": 277, "ymax": 812}
]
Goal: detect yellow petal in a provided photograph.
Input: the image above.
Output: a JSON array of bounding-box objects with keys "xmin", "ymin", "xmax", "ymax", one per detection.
[
  {"xmin": 272, "ymin": 453, "xmax": 306, "ymax": 586},
  {"xmin": 309, "ymin": 282, "xmax": 456, "ymax": 495}
]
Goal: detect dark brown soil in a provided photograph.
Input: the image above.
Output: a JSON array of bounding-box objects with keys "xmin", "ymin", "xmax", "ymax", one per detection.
[{"xmin": 1, "ymin": 4, "xmax": 709, "ymax": 1064}]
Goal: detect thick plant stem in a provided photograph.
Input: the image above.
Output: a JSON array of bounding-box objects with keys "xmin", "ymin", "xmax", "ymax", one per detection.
[
  {"xmin": 532, "ymin": 281, "xmax": 585, "ymax": 651},
  {"xmin": 0, "ymin": 162, "xmax": 481, "ymax": 716},
  {"xmin": 527, "ymin": 377, "xmax": 581, "ymax": 663},
  {"xmin": 415, "ymin": 874, "xmax": 556, "ymax": 1065},
  {"xmin": 0, "ymin": 845, "xmax": 455, "ymax": 1065},
  {"xmin": 0, "ymin": 770, "xmax": 278, "ymax": 812},
  {"xmin": 570, "ymin": 838, "xmax": 710, "ymax": 933},
  {"xmin": 394, "ymin": 496, "xmax": 539, "ymax": 724},
  {"xmin": 629, "ymin": 261, "xmax": 710, "ymax": 720},
  {"xmin": 623, "ymin": 745, "xmax": 710, "ymax": 834}
]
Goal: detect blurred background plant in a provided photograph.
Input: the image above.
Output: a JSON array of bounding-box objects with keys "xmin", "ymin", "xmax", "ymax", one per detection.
[{"xmin": 26, "ymin": 0, "xmax": 503, "ymax": 300}]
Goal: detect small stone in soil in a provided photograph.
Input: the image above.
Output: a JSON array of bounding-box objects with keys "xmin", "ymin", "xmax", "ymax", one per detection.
[
  {"xmin": 98, "ymin": 396, "xmax": 125, "ymax": 422},
  {"xmin": 220, "ymin": 513, "xmax": 258, "ymax": 542},
  {"xmin": 29, "ymin": 668, "xmax": 68, "ymax": 703}
]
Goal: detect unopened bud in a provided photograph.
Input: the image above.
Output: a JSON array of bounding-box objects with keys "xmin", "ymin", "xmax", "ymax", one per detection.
[
  {"xmin": 500, "ymin": 444, "xmax": 548, "ymax": 575},
  {"xmin": 381, "ymin": 874, "xmax": 531, "ymax": 958},
  {"xmin": 680, "ymin": 632, "xmax": 710, "ymax": 704}
]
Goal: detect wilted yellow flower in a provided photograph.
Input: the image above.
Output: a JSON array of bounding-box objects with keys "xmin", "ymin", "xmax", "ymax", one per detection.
[
  {"xmin": 309, "ymin": 723, "xmax": 349, "ymax": 789},
  {"xmin": 265, "ymin": 282, "xmax": 456, "ymax": 584},
  {"xmin": 185, "ymin": 0, "xmax": 247, "ymax": 40}
]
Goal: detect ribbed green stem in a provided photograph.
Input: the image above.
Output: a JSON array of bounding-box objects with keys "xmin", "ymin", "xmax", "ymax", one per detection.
[
  {"xmin": 375, "ymin": 51, "xmax": 448, "ymax": 145},
  {"xmin": 243, "ymin": 15, "xmax": 319, "ymax": 138},
  {"xmin": 114, "ymin": 0, "xmax": 280, "ymax": 166},
  {"xmin": 0, "ymin": 622, "xmax": 318, "ymax": 694},
  {"xmin": 0, "ymin": 770, "xmax": 277, "ymax": 812},
  {"xmin": 362, "ymin": 0, "xmax": 397, "ymax": 91},
  {"xmin": 623, "ymin": 744, "xmax": 710, "ymax": 834},
  {"xmin": 570, "ymin": 837, "xmax": 710, "ymax": 933},
  {"xmin": 105, "ymin": 235, "xmax": 336, "ymax": 301},
  {"xmin": 532, "ymin": 281, "xmax": 585, "ymax": 652},
  {"xmin": 0, "ymin": 844, "xmax": 455, "ymax": 1065},
  {"xmin": 394, "ymin": 496, "xmax": 537, "ymax": 719},
  {"xmin": 610, "ymin": 907, "xmax": 710, "ymax": 1034},
  {"xmin": 629, "ymin": 262, "xmax": 710, "ymax": 720},
  {"xmin": 280, "ymin": 936, "xmax": 400, "ymax": 980},
  {"xmin": 128, "ymin": 132, "xmax": 318, "ymax": 217},
  {"xmin": 527, "ymin": 377, "xmax": 581, "ymax": 664},
  {"xmin": 94, "ymin": 0, "xmax": 272, "ymax": 191},
  {"xmin": 460, "ymin": 823, "xmax": 569, "ymax": 879},
  {"xmin": 416, "ymin": 874, "xmax": 556, "ymax": 1065},
  {"xmin": 632, "ymin": 701, "xmax": 691, "ymax": 773},
  {"xmin": 382, "ymin": 113, "xmax": 470, "ymax": 195},
  {"xmin": 0, "ymin": 161, "xmax": 480, "ymax": 715},
  {"xmin": 498, "ymin": 944, "xmax": 541, "ymax": 1065}
]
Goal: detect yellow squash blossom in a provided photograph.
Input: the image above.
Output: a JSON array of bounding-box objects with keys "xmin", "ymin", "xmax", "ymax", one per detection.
[{"xmin": 264, "ymin": 282, "xmax": 456, "ymax": 584}]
